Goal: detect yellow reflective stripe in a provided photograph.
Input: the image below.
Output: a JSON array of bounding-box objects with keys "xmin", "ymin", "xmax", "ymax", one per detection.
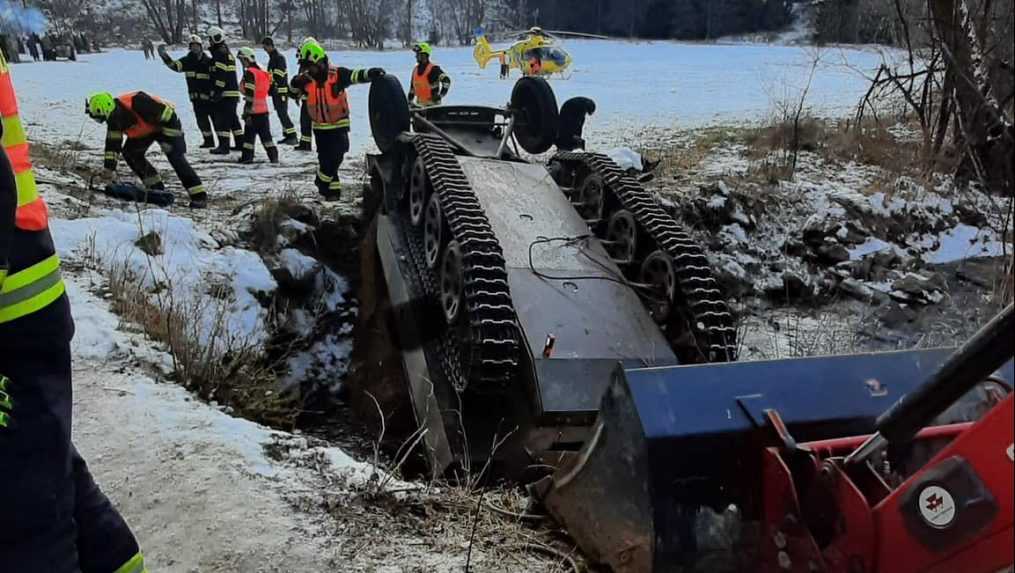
[
  {"xmin": 214, "ymin": 62, "xmax": 235, "ymax": 71},
  {"xmin": 272, "ymin": 69, "xmax": 286, "ymax": 77},
  {"xmin": 107, "ymin": 130, "xmax": 123, "ymax": 139},
  {"xmin": 187, "ymin": 185, "xmax": 205, "ymax": 196},
  {"xmin": 316, "ymin": 170, "xmax": 332, "ymax": 182},
  {"xmin": 223, "ymin": 91, "xmax": 241, "ymax": 98},
  {"xmin": 160, "ymin": 106, "xmax": 174, "ymax": 122},
  {"xmin": 163, "ymin": 128, "xmax": 182, "ymax": 137},
  {"xmin": 3, "ymin": 255, "xmax": 59, "ymax": 293},
  {"xmin": 243, "ymin": 83, "xmax": 256, "ymax": 90},
  {"xmin": 312, "ymin": 119, "xmax": 350, "ymax": 130},
  {"xmin": 1, "ymin": 115, "xmax": 27, "ymax": 148},
  {"xmin": 185, "ymin": 71, "xmax": 196, "ymax": 78},
  {"xmin": 0, "ymin": 256, "xmax": 65, "ymax": 325},
  {"xmin": 15, "ymin": 170, "xmax": 37, "ymax": 207},
  {"xmin": 171, "ymin": 60, "xmax": 183, "ymax": 72},
  {"xmin": 214, "ymin": 80, "xmax": 226, "ymax": 87},
  {"xmin": 112, "ymin": 552, "xmax": 147, "ymax": 573},
  {"xmin": 195, "ymin": 73, "xmax": 210, "ymax": 79}
]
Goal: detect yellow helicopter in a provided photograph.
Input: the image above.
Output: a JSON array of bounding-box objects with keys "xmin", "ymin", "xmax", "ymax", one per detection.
[{"xmin": 473, "ymin": 26, "xmax": 604, "ymax": 79}]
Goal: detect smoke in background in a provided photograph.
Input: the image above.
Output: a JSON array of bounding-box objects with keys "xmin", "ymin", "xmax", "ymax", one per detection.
[{"xmin": 0, "ymin": 0, "xmax": 47, "ymax": 35}]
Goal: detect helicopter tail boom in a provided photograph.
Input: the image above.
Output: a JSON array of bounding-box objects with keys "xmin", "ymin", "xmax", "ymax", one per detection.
[{"xmin": 473, "ymin": 35, "xmax": 505, "ymax": 70}]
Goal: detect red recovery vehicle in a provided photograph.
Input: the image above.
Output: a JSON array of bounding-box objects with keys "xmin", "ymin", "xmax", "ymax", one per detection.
[{"xmin": 536, "ymin": 303, "xmax": 1014, "ymax": 572}]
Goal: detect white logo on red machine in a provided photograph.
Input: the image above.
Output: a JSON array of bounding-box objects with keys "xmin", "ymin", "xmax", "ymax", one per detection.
[
  {"xmin": 1007, "ymin": 443, "xmax": 1014, "ymax": 462},
  {"xmin": 918, "ymin": 485, "xmax": 957, "ymax": 528}
]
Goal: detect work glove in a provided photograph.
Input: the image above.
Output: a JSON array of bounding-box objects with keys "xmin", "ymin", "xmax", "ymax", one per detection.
[
  {"xmin": 367, "ymin": 68, "xmax": 385, "ymax": 80},
  {"xmin": 157, "ymin": 44, "xmax": 167, "ymax": 56}
]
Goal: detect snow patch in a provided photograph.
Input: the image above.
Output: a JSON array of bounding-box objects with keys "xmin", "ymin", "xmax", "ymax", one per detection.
[
  {"xmin": 920, "ymin": 224, "xmax": 1009, "ymax": 264},
  {"xmin": 51, "ymin": 209, "xmax": 276, "ymax": 346}
]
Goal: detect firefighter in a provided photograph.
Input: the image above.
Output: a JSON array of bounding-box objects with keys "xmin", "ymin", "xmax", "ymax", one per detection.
[
  {"xmin": 555, "ymin": 96, "xmax": 596, "ymax": 151},
  {"xmin": 157, "ymin": 35, "xmax": 217, "ymax": 148},
  {"xmin": 290, "ymin": 40, "xmax": 384, "ymax": 200},
  {"xmin": 262, "ymin": 36, "xmax": 297, "ymax": 145},
  {"xmin": 0, "ymin": 51, "xmax": 147, "ymax": 573},
  {"xmin": 290, "ymin": 36, "xmax": 316, "ymax": 152},
  {"xmin": 237, "ymin": 47, "xmax": 278, "ymax": 164},
  {"xmin": 85, "ymin": 91, "xmax": 208, "ymax": 209},
  {"xmin": 407, "ymin": 42, "xmax": 451, "ymax": 108},
  {"xmin": 207, "ymin": 26, "xmax": 243, "ymax": 155}
]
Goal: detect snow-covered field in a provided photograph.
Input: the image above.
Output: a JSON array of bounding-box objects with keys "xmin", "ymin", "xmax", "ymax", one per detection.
[{"xmin": 13, "ymin": 40, "xmax": 890, "ymax": 156}]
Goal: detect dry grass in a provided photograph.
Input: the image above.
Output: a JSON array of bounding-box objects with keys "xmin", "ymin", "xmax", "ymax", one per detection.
[
  {"xmin": 745, "ymin": 115, "xmax": 955, "ymax": 181},
  {"xmin": 249, "ymin": 191, "xmax": 311, "ymax": 253},
  {"xmin": 102, "ymin": 255, "xmax": 298, "ymax": 428}
]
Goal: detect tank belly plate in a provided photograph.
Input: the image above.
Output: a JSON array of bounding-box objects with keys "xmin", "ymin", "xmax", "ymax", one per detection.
[{"xmin": 457, "ymin": 157, "xmax": 676, "ymax": 368}]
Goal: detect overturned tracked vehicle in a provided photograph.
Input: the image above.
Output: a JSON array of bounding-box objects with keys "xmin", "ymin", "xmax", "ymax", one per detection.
[{"xmin": 351, "ymin": 75, "xmax": 736, "ymax": 477}]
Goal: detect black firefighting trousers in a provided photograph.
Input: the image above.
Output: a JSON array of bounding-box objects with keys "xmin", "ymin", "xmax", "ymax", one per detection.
[
  {"xmin": 0, "ymin": 336, "xmax": 142, "ymax": 572},
  {"xmin": 272, "ymin": 93, "xmax": 296, "ymax": 139},
  {"xmin": 122, "ymin": 133, "xmax": 205, "ymax": 197},
  {"xmin": 299, "ymin": 99, "xmax": 312, "ymax": 147},
  {"xmin": 314, "ymin": 128, "xmax": 349, "ymax": 197},
  {"xmin": 213, "ymin": 98, "xmax": 244, "ymax": 150},
  {"xmin": 193, "ymin": 99, "xmax": 217, "ymax": 146},
  {"xmin": 241, "ymin": 113, "xmax": 278, "ymax": 162}
]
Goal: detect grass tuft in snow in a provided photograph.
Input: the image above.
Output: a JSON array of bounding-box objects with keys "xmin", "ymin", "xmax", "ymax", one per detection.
[{"xmin": 103, "ymin": 259, "xmax": 300, "ymax": 427}]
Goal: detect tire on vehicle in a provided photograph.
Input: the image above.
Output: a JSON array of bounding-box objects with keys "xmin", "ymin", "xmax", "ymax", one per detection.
[
  {"xmin": 369, "ymin": 75, "xmax": 411, "ymax": 153},
  {"xmin": 510, "ymin": 76, "xmax": 559, "ymax": 154}
]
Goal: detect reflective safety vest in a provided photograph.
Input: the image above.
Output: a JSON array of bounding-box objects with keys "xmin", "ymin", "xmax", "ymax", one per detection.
[
  {"xmin": 0, "ymin": 53, "xmax": 65, "ymax": 324},
  {"xmin": 117, "ymin": 92, "xmax": 173, "ymax": 139},
  {"xmin": 306, "ymin": 67, "xmax": 350, "ymax": 130},
  {"xmin": 412, "ymin": 63, "xmax": 435, "ymax": 105},
  {"xmin": 247, "ymin": 67, "xmax": 271, "ymax": 115}
]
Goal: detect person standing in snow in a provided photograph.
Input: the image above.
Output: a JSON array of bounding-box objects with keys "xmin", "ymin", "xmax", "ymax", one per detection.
[
  {"xmin": 237, "ymin": 47, "xmax": 279, "ymax": 164},
  {"xmin": 555, "ymin": 96, "xmax": 596, "ymax": 151},
  {"xmin": 85, "ymin": 91, "xmax": 208, "ymax": 208},
  {"xmin": 262, "ymin": 36, "xmax": 298, "ymax": 145},
  {"xmin": 207, "ymin": 26, "xmax": 244, "ymax": 155},
  {"xmin": 290, "ymin": 39, "xmax": 384, "ymax": 200},
  {"xmin": 407, "ymin": 42, "xmax": 451, "ymax": 108},
  {"xmin": 0, "ymin": 51, "xmax": 149, "ymax": 573},
  {"xmin": 26, "ymin": 36, "xmax": 39, "ymax": 61},
  {"xmin": 158, "ymin": 36, "xmax": 218, "ymax": 149},
  {"xmin": 289, "ymin": 36, "xmax": 316, "ymax": 152}
]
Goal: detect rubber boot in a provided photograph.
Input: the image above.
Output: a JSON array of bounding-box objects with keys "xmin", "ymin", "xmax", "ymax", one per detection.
[
  {"xmin": 189, "ymin": 192, "xmax": 208, "ymax": 209},
  {"xmin": 200, "ymin": 137, "xmax": 216, "ymax": 149},
  {"xmin": 278, "ymin": 134, "xmax": 298, "ymax": 145},
  {"xmin": 238, "ymin": 151, "xmax": 254, "ymax": 164},
  {"xmin": 267, "ymin": 147, "xmax": 279, "ymax": 164},
  {"xmin": 294, "ymin": 141, "xmax": 311, "ymax": 152},
  {"xmin": 210, "ymin": 141, "xmax": 231, "ymax": 155},
  {"xmin": 232, "ymin": 138, "xmax": 245, "ymax": 152}
]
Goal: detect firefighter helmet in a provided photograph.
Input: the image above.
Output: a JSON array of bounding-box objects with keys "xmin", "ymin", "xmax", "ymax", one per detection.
[
  {"xmin": 208, "ymin": 26, "xmax": 226, "ymax": 45},
  {"xmin": 86, "ymin": 92, "xmax": 115, "ymax": 121},
  {"xmin": 188, "ymin": 34, "xmax": 203, "ymax": 48},
  {"xmin": 412, "ymin": 42, "xmax": 432, "ymax": 56},
  {"xmin": 299, "ymin": 40, "xmax": 326, "ymax": 64},
  {"xmin": 237, "ymin": 46, "xmax": 256, "ymax": 64}
]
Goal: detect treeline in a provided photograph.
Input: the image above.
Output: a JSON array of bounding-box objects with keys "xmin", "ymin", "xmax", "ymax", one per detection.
[
  {"xmin": 518, "ymin": 0, "xmax": 794, "ymax": 40},
  {"xmin": 26, "ymin": 0, "xmax": 798, "ymax": 46}
]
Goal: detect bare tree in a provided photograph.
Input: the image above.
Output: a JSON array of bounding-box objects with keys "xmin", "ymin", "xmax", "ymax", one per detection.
[
  {"xmin": 140, "ymin": 0, "xmax": 187, "ymax": 43},
  {"xmin": 930, "ymin": 0, "xmax": 1014, "ymax": 195},
  {"xmin": 237, "ymin": 0, "xmax": 272, "ymax": 39}
]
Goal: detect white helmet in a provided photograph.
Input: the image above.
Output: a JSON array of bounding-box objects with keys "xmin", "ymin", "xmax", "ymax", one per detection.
[
  {"xmin": 208, "ymin": 26, "xmax": 226, "ymax": 45},
  {"xmin": 188, "ymin": 34, "xmax": 203, "ymax": 48},
  {"xmin": 237, "ymin": 46, "xmax": 256, "ymax": 64}
]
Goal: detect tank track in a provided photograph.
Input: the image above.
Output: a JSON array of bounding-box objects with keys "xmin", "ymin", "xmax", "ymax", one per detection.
[
  {"xmin": 550, "ymin": 151, "xmax": 738, "ymax": 362},
  {"xmin": 398, "ymin": 133, "xmax": 521, "ymax": 391}
]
